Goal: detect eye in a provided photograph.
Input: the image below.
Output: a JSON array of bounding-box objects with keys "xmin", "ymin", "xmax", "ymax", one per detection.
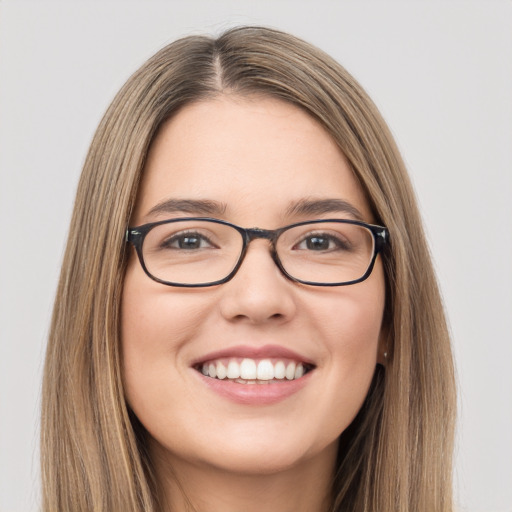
[
  {"xmin": 294, "ymin": 233, "xmax": 349, "ymax": 251},
  {"xmin": 161, "ymin": 232, "xmax": 216, "ymax": 250}
]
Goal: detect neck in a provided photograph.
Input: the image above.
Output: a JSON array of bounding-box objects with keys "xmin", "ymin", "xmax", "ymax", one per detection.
[{"xmin": 150, "ymin": 441, "xmax": 337, "ymax": 512}]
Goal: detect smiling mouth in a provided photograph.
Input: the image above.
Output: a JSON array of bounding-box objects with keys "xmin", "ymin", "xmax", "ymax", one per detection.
[{"xmin": 195, "ymin": 357, "xmax": 315, "ymax": 384}]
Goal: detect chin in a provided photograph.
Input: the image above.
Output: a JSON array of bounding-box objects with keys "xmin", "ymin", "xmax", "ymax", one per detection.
[{"xmin": 152, "ymin": 424, "xmax": 339, "ymax": 478}]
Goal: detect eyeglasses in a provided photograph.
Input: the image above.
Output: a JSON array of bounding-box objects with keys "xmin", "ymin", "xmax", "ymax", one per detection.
[{"xmin": 126, "ymin": 217, "xmax": 388, "ymax": 287}]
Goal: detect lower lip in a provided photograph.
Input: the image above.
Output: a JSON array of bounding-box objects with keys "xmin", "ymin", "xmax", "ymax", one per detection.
[{"xmin": 195, "ymin": 371, "xmax": 313, "ymax": 405}]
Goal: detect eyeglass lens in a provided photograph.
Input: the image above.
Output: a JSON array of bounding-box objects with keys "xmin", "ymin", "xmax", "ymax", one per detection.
[{"xmin": 140, "ymin": 219, "xmax": 376, "ymax": 286}]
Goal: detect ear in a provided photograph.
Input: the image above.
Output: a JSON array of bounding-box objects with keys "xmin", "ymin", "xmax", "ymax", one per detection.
[{"xmin": 377, "ymin": 324, "xmax": 390, "ymax": 365}]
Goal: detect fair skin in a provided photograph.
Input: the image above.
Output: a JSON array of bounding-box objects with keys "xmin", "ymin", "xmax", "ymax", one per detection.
[{"xmin": 122, "ymin": 95, "xmax": 386, "ymax": 512}]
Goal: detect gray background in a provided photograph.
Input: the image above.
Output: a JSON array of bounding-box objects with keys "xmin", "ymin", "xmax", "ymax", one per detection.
[{"xmin": 1, "ymin": 1, "xmax": 511, "ymax": 511}]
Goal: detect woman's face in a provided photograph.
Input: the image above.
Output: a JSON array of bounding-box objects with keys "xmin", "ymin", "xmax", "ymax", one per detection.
[{"xmin": 122, "ymin": 96, "xmax": 386, "ymax": 476}]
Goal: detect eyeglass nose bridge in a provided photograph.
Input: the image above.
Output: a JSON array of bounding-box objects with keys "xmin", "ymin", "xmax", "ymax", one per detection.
[
  {"xmin": 244, "ymin": 227, "xmax": 279, "ymax": 243},
  {"xmin": 234, "ymin": 227, "xmax": 287, "ymax": 279}
]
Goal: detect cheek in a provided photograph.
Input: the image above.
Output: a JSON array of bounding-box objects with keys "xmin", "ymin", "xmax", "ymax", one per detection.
[
  {"xmin": 120, "ymin": 260, "xmax": 209, "ymax": 413},
  {"xmin": 306, "ymin": 276, "xmax": 385, "ymax": 433},
  {"xmin": 122, "ymin": 254, "xmax": 212, "ymax": 345},
  {"xmin": 315, "ymin": 279, "xmax": 384, "ymax": 360}
]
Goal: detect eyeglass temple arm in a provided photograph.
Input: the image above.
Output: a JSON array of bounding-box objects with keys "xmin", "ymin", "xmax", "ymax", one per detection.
[{"xmin": 373, "ymin": 227, "xmax": 389, "ymax": 253}]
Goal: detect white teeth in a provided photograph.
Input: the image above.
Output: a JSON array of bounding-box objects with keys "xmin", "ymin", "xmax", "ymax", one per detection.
[
  {"xmin": 274, "ymin": 361, "xmax": 286, "ymax": 379},
  {"xmin": 200, "ymin": 358, "xmax": 310, "ymax": 382},
  {"xmin": 216, "ymin": 361, "xmax": 227, "ymax": 380},
  {"xmin": 240, "ymin": 358, "xmax": 257, "ymax": 380},
  {"xmin": 285, "ymin": 362, "xmax": 296, "ymax": 380},
  {"xmin": 227, "ymin": 360, "xmax": 240, "ymax": 379},
  {"xmin": 257, "ymin": 359, "xmax": 274, "ymax": 380}
]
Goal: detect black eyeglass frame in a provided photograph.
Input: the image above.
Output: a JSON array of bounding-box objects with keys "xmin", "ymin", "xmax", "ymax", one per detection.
[{"xmin": 126, "ymin": 217, "xmax": 389, "ymax": 288}]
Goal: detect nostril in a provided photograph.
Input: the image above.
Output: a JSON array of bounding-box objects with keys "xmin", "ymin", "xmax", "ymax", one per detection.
[{"xmin": 230, "ymin": 311, "xmax": 285, "ymax": 323}]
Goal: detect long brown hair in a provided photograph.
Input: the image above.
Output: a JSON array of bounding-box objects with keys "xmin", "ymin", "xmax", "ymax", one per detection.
[{"xmin": 41, "ymin": 26, "xmax": 456, "ymax": 511}]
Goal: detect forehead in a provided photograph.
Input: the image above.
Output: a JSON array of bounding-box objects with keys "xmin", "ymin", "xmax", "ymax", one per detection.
[{"xmin": 132, "ymin": 95, "xmax": 372, "ymax": 225}]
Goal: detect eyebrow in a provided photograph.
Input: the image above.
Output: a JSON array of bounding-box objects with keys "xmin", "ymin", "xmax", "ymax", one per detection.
[
  {"xmin": 285, "ymin": 198, "xmax": 364, "ymax": 221},
  {"xmin": 144, "ymin": 197, "xmax": 364, "ymax": 222},
  {"xmin": 146, "ymin": 198, "xmax": 228, "ymax": 218}
]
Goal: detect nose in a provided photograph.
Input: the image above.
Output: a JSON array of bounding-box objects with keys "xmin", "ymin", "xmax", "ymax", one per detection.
[{"xmin": 218, "ymin": 240, "xmax": 297, "ymax": 325}]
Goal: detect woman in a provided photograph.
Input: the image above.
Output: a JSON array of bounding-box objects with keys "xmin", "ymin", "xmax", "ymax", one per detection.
[{"xmin": 41, "ymin": 26, "xmax": 456, "ymax": 511}]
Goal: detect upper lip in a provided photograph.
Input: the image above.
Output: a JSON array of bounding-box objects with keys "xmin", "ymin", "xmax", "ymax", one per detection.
[{"xmin": 191, "ymin": 344, "xmax": 315, "ymax": 367}]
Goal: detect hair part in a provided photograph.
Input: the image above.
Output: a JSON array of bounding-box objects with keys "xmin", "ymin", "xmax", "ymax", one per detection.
[{"xmin": 41, "ymin": 26, "xmax": 456, "ymax": 511}]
